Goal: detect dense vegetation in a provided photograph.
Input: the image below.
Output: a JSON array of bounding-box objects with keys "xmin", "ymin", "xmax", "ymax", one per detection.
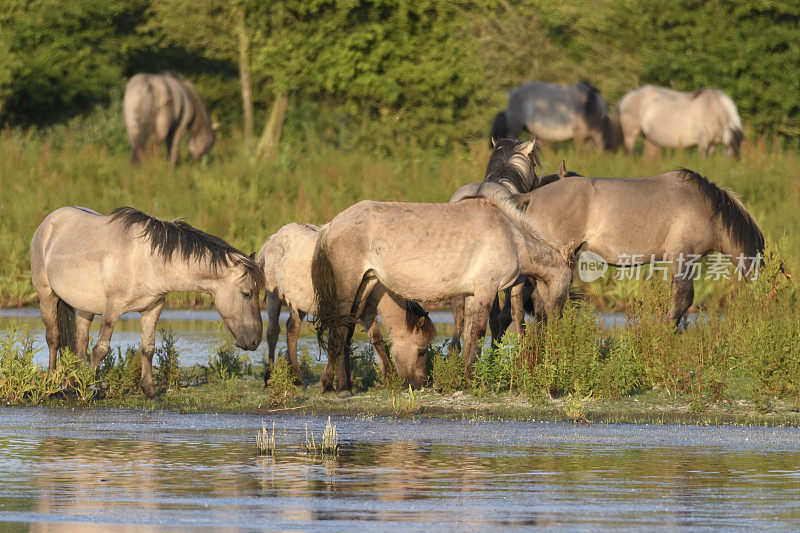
[{"xmin": 1, "ymin": 1, "xmax": 798, "ymax": 145}]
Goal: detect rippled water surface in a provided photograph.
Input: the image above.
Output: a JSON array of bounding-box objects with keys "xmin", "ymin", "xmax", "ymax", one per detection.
[{"xmin": 1, "ymin": 409, "xmax": 800, "ymax": 530}]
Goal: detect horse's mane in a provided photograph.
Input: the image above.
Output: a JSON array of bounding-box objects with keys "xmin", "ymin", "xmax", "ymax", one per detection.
[
  {"xmin": 110, "ymin": 206, "xmax": 264, "ymax": 287},
  {"xmin": 404, "ymin": 300, "xmax": 437, "ymax": 341},
  {"xmin": 485, "ymin": 138, "xmax": 542, "ymax": 193},
  {"xmin": 575, "ymin": 80, "xmax": 608, "ymax": 115},
  {"xmin": 461, "ymin": 196, "xmax": 568, "ymax": 258},
  {"xmin": 677, "ymin": 169, "xmax": 764, "ymax": 256},
  {"xmin": 182, "ymin": 80, "xmax": 213, "ymax": 136}
]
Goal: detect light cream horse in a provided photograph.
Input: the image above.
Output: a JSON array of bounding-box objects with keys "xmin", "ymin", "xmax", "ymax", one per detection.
[
  {"xmin": 617, "ymin": 85, "xmax": 743, "ymax": 158},
  {"xmin": 257, "ymin": 222, "xmax": 436, "ymax": 389},
  {"xmin": 312, "ymin": 197, "xmax": 576, "ymax": 395},
  {"xmin": 30, "ymin": 206, "xmax": 265, "ymax": 397}
]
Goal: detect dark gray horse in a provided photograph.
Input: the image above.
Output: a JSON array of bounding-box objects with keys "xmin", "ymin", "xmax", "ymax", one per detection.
[
  {"xmin": 123, "ymin": 72, "xmax": 218, "ymax": 166},
  {"xmin": 490, "ymin": 81, "xmax": 620, "ymax": 151}
]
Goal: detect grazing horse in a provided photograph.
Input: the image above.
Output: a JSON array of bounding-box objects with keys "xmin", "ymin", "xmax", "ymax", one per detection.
[
  {"xmin": 490, "ymin": 81, "xmax": 620, "ymax": 151},
  {"xmin": 506, "ymin": 155, "xmax": 763, "ymax": 326},
  {"xmin": 448, "ymin": 138, "xmax": 542, "ymax": 350},
  {"xmin": 311, "ymin": 197, "xmax": 576, "ymax": 395},
  {"xmin": 256, "ymin": 222, "xmax": 436, "ymax": 389},
  {"xmin": 616, "ymin": 85, "xmax": 743, "ymax": 158},
  {"xmin": 123, "ymin": 72, "xmax": 218, "ymax": 166},
  {"xmin": 30, "ymin": 206, "xmax": 264, "ymax": 397}
]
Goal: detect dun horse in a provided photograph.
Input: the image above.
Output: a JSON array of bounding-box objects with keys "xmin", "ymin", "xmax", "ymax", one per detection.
[
  {"xmin": 617, "ymin": 85, "xmax": 743, "ymax": 158},
  {"xmin": 123, "ymin": 72, "xmax": 218, "ymax": 166},
  {"xmin": 30, "ymin": 206, "xmax": 264, "ymax": 397},
  {"xmin": 490, "ymin": 81, "xmax": 619, "ymax": 151},
  {"xmin": 256, "ymin": 222, "xmax": 436, "ymax": 389},
  {"xmin": 475, "ymin": 140, "xmax": 763, "ymax": 329},
  {"xmin": 311, "ymin": 197, "xmax": 575, "ymax": 395}
]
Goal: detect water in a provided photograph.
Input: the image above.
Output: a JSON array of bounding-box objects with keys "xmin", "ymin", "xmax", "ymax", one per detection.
[
  {"xmin": 0, "ymin": 309, "xmax": 631, "ymax": 368},
  {"xmin": 0, "ymin": 409, "xmax": 799, "ymax": 530}
]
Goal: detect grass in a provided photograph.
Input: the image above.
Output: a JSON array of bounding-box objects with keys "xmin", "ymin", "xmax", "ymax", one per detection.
[{"xmin": 0, "ymin": 119, "xmax": 797, "ymax": 311}]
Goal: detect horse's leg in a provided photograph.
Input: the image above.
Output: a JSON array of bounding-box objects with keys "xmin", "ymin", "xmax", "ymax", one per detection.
[
  {"xmin": 167, "ymin": 124, "xmax": 187, "ymax": 167},
  {"xmin": 366, "ymin": 320, "xmax": 392, "ymax": 381},
  {"xmin": 669, "ymin": 266, "xmax": 695, "ymax": 328},
  {"xmin": 331, "ymin": 324, "xmax": 354, "ymax": 397},
  {"xmin": 643, "ymin": 137, "xmax": 660, "ymax": 158},
  {"xmin": 462, "ymin": 292, "xmax": 494, "ymax": 384},
  {"xmin": 75, "ymin": 311, "xmax": 94, "ymax": 359},
  {"xmin": 264, "ymin": 292, "xmax": 281, "ymax": 386},
  {"xmin": 449, "ymin": 296, "xmax": 465, "ymax": 353},
  {"xmin": 138, "ymin": 301, "xmax": 165, "ymax": 398},
  {"xmin": 286, "ymin": 307, "xmax": 305, "ymax": 386},
  {"xmin": 488, "ymin": 293, "xmax": 501, "ymax": 345},
  {"xmin": 39, "ymin": 291, "xmax": 60, "ymax": 372},
  {"xmin": 89, "ymin": 306, "xmax": 123, "ymax": 371},
  {"xmin": 510, "ymin": 283, "xmax": 526, "ymax": 336}
]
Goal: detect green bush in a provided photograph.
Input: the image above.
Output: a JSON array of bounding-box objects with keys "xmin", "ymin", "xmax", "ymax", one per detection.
[{"xmin": 203, "ymin": 324, "xmax": 251, "ymax": 381}]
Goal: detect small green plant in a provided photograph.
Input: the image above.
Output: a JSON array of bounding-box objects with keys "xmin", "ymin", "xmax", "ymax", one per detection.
[
  {"xmin": 204, "ymin": 324, "xmax": 251, "ymax": 381},
  {"xmin": 431, "ymin": 345, "xmax": 465, "ymax": 392},
  {"xmin": 267, "ymin": 355, "xmax": 297, "ymax": 405},
  {"xmin": 256, "ymin": 420, "xmax": 276, "ymax": 456},
  {"xmin": 98, "ymin": 346, "xmax": 142, "ymax": 398},
  {"xmin": 304, "ymin": 416, "xmax": 339, "ymax": 457},
  {"xmin": 350, "ymin": 344, "xmax": 380, "ymax": 391},
  {"xmin": 391, "ymin": 384, "xmax": 419, "ymax": 416},
  {"xmin": 298, "ymin": 349, "xmax": 323, "ymax": 385},
  {"xmin": 564, "ymin": 394, "xmax": 590, "ymax": 422},
  {"xmin": 155, "ymin": 329, "xmax": 180, "ymax": 393}
]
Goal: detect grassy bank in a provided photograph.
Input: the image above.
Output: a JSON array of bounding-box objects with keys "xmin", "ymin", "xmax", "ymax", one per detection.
[
  {"xmin": 0, "ymin": 125, "xmax": 798, "ymax": 310},
  {"xmin": 2, "ymin": 252, "xmax": 797, "ymax": 426}
]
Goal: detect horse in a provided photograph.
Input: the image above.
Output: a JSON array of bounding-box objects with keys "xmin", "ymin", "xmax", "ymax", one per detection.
[
  {"xmin": 448, "ymin": 150, "xmax": 580, "ymax": 349},
  {"xmin": 447, "ymin": 138, "xmax": 541, "ymax": 350},
  {"xmin": 490, "ymin": 81, "xmax": 620, "ymax": 151},
  {"xmin": 123, "ymin": 72, "xmax": 219, "ymax": 166},
  {"xmin": 256, "ymin": 222, "xmax": 436, "ymax": 389},
  {"xmin": 311, "ymin": 197, "xmax": 576, "ymax": 395},
  {"xmin": 30, "ymin": 206, "xmax": 265, "ymax": 398},
  {"xmin": 480, "ymin": 139, "xmax": 761, "ymax": 326},
  {"xmin": 616, "ymin": 85, "xmax": 744, "ymax": 158}
]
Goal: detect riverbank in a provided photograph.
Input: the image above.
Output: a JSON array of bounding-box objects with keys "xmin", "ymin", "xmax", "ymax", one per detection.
[{"xmin": 24, "ymin": 376, "xmax": 800, "ymax": 427}]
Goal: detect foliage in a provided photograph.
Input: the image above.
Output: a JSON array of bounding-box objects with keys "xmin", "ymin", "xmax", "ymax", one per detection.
[
  {"xmin": 304, "ymin": 416, "xmax": 339, "ymax": 457},
  {"xmin": 350, "ymin": 344, "xmax": 380, "ymax": 392},
  {"xmin": 256, "ymin": 420, "xmax": 276, "ymax": 456},
  {"xmin": 266, "ymin": 355, "xmax": 297, "ymax": 405},
  {"xmin": 203, "ymin": 324, "xmax": 251, "ymax": 381},
  {"xmin": 98, "ymin": 346, "xmax": 142, "ymax": 398},
  {"xmin": 155, "ymin": 329, "xmax": 180, "ymax": 393},
  {"xmin": 391, "ymin": 385, "xmax": 419, "ymax": 417},
  {"xmin": 430, "ymin": 345, "xmax": 466, "ymax": 393}
]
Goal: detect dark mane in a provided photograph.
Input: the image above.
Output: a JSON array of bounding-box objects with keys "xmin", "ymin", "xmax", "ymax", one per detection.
[
  {"xmin": 404, "ymin": 300, "xmax": 437, "ymax": 339},
  {"xmin": 678, "ymin": 169, "xmax": 764, "ymax": 256},
  {"xmin": 109, "ymin": 206, "xmax": 265, "ymax": 288},
  {"xmin": 576, "ymin": 80, "xmax": 607, "ymax": 116},
  {"xmin": 485, "ymin": 138, "xmax": 542, "ymax": 193}
]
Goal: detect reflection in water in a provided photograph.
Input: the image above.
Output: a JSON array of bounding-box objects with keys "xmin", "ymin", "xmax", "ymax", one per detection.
[{"xmin": 1, "ymin": 409, "xmax": 800, "ymax": 529}]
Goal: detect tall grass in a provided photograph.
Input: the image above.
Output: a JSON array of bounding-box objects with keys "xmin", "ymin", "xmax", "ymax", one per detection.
[{"xmin": 2, "ymin": 114, "xmax": 796, "ymax": 309}]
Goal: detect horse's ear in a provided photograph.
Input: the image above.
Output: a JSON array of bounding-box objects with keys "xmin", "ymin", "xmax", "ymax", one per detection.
[
  {"xmin": 514, "ymin": 194, "xmax": 531, "ymax": 211},
  {"xmin": 558, "ymin": 160, "xmax": 568, "ymax": 179},
  {"xmin": 414, "ymin": 316, "xmax": 427, "ymax": 331},
  {"xmin": 518, "ymin": 138, "xmax": 536, "ymax": 157},
  {"xmin": 490, "ymin": 137, "xmax": 498, "ymax": 148},
  {"xmin": 249, "ymin": 251, "xmax": 256, "ymax": 260}
]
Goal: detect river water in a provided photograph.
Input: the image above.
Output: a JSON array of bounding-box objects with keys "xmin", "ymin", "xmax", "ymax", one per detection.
[
  {"xmin": 0, "ymin": 409, "xmax": 799, "ymax": 530},
  {"xmin": 0, "ymin": 308, "xmax": 632, "ymax": 368}
]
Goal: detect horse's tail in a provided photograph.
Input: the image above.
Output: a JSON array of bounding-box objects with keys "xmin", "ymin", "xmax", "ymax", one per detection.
[
  {"xmin": 679, "ymin": 169, "xmax": 764, "ymax": 278},
  {"xmin": 490, "ymin": 111, "xmax": 508, "ymax": 147},
  {"xmin": 56, "ymin": 298, "xmax": 77, "ymax": 356},
  {"xmin": 311, "ymin": 232, "xmax": 340, "ymax": 353},
  {"xmin": 123, "ymin": 76, "xmax": 156, "ymax": 165},
  {"xmin": 716, "ymin": 91, "xmax": 744, "ymax": 157}
]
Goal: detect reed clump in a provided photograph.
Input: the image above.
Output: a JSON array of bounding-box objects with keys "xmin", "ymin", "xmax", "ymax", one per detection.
[
  {"xmin": 304, "ymin": 416, "xmax": 339, "ymax": 457},
  {"xmin": 256, "ymin": 420, "xmax": 276, "ymax": 456}
]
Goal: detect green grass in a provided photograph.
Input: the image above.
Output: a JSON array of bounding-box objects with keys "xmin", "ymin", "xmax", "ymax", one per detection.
[{"xmin": 1, "ymin": 122, "xmax": 797, "ymax": 310}]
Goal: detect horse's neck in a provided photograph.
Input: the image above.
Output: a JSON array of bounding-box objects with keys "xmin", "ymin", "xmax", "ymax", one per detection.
[{"xmin": 152, "ymin": 257, "xmax": 222, "ymax": 295}]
